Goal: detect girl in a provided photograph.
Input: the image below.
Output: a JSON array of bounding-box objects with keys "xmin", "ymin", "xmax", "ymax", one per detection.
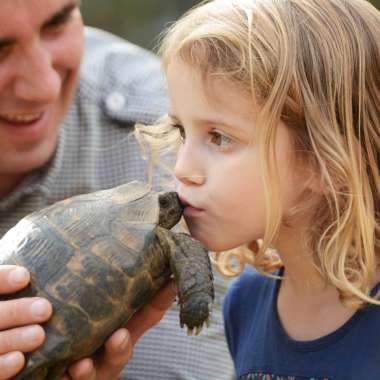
[{"xmin": 138, "ymin": 0, "xmax": 380, "ymax": 378}]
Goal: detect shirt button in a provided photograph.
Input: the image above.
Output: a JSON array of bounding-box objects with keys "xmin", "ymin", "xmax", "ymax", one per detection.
[{"xmin": 106, "ymin": 92, "xmax": 126, "ymax": 112}]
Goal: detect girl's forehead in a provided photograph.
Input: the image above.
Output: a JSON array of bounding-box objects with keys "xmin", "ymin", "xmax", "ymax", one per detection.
[{"xmin": 167, "ymin": 57, "xmax": 255, "ymax": 116}]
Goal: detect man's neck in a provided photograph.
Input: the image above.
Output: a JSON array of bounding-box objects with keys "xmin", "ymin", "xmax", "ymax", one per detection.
[{"xmin": 0, "ymin": 174, "xmax": 25, "ymax": 199}]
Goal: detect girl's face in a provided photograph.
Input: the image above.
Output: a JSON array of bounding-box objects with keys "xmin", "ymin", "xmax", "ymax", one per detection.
[{"xmin": 167, "ymin": 58, "xmax": 304, "ymax": 252}]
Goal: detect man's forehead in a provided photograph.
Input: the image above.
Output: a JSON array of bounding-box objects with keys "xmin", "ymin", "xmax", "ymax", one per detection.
[{"xmin": 0, "ymin": 0, "xmax": 79, "ymax": 36}]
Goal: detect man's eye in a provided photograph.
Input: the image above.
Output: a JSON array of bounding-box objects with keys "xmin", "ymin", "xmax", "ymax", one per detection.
[
  {"xmin": 209, "ymin": 130, "xmax": 232, "ymax": 148},
  {"xmin": 44, "ymin": 5, "xmax": 77, "ymax": 31},
  {"xmin": 46, "ymin": 14, "xmax": 72, "ymax": 30},
  {"xmin": 0, "ymin": 45, "xmax": 12, "ymax": 62}
]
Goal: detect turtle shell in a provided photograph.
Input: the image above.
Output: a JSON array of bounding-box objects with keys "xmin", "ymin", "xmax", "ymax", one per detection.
[{"xmin": 0, "ymin": 181, "xmax": 186, "ymax": 379}]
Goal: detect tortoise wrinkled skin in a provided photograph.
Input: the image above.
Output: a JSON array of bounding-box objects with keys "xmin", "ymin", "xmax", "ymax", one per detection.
[{"xmin": 0, "ymin": 181, "xmax": 214, "ymax": 380}]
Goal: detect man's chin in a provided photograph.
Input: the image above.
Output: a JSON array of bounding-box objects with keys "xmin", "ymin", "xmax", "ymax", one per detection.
[{"xmin": 6, "ymin": 143, "xmax": 58, "ymax": 175}]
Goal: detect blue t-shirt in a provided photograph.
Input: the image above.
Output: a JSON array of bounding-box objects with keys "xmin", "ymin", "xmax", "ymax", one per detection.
[{"xmin": 223, "ymin": 267, "xmax": 380, "ymax": 380}]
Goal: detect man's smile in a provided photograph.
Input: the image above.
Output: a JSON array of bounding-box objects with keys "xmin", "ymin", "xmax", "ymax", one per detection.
[{"xmin": 0, "ymin": 112, "xmax": 43, "ymax": 124}]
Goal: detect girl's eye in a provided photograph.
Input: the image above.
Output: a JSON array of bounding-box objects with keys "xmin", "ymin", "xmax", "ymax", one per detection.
[
  {"xmin": 209, "ymin": 130, "xmax": 232, "ymax": 148},
  {"xmin": 172, "ymin": 124, "xmax": 186, "ymax": 141}
]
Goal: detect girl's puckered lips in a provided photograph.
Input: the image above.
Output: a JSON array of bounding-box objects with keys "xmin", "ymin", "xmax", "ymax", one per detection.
[
  {"xmin": 178, "ymin": 195, "xmax": 190, "ymax": 207},
  {"xmin": 178, "ymin": 195, "xmax": 205, "ymax": 217}
]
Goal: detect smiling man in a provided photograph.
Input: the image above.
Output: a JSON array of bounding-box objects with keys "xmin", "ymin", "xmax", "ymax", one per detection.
[
  {"xmin": 0, "ymin": 1, "xmax": 233, "ymax": 380},
  {"xmin": 0, "ymin": 1, "xmax": 83, "ymax": 198}
]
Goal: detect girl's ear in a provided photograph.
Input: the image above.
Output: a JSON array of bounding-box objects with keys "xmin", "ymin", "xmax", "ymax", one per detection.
[
  {"xmin": 295, "ymin": 153, "xmax": 325, "ymax": 195},
  {"xmin": 303, "ymin": 165, "xmax": 326, "ymax": 194}
]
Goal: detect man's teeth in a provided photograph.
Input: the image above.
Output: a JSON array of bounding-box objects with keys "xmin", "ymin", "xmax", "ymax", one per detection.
[{"xmin": 0, "ymin": 113, "xmax": 42, "ymax": 123}]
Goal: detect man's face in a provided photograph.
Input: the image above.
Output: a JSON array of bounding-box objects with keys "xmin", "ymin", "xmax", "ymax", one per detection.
[{"xmin": 0, "ymin": 0, "xmax": 84, "ymax": 196}]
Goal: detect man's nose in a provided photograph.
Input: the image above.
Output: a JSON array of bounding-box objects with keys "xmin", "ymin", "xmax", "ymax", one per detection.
[
  {"xmin": 13, "ymin": 39, "xmax": 61, "ymax": 104},
  {"xmin": 174, "ymin": 143, "xmax": 206, "ymax": 186}
]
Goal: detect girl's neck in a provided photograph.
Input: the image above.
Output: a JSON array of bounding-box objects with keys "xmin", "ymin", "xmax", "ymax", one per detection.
[
  {"xmin": 275, "ymin": 225, "xmax": 380, "ymax": 296},
  {"xmin": 274, "ymin": 224, "xmax": 325, "ymax": 294},
  {"xmin": 274, "ymin": 225, "xmax": 380, "ymax": 341},
  {"xmin": 275, "ymin": 232, "xmax": 356, "ymax": 341}
]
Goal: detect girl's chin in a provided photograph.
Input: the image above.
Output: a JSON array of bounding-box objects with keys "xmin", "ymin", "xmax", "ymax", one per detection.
[
  {"xmin": 186, "ymin": 222, "xmax": 250, "ymax": 251},
  {"xmin": 192, "ymin": 235, "xmax": 236, "ymax": 252}
]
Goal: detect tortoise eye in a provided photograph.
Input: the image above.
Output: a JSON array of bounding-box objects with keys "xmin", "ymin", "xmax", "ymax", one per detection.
[{"xmin": 159, "ymin": 197, "xmax": 169, "ymax": 209}]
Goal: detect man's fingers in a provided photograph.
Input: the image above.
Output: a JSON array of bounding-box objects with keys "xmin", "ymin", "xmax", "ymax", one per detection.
[
  {"xmin": 0, "ymin": 325, "xmax": 45, "ymax": 354},
  {"xmin": 0, "ymin": 298, "xmax": 52, "ymax": 330},
  {"xmin": 148, "ymin": 280, "xmax": 177, "ymax": 310},
  {"xmin": 67, "ymin": 358, "xmax": 96, "ymax": 380},
  {"xmin": 0, "ymin": 351, "xmax": 25, "ymax": 380},
  {"xmin": 25, "ymin": 283, "xmax": 174, "ymax": 380},
  {"xmin": 67, "ymin": 329, "xmax": 132, "ymax": 380},
  {"xmin": 103, "ymin": 328, "xmax": 132, "ymax": 366},
  {"xmin": 0, "ymin": 266, "xmax": 30, "ymax": 294},
  {"xmin": 94, "ymin": 328, "xmax": 132, "ymax": 380},
  {"xmin": 126, "ymin": 281, "xmax": 176, "ymax": 344}
]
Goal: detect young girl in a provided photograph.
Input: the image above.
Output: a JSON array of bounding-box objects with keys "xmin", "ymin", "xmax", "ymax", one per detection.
[{"xmin": 138, "ymin": 0, "xmax": 380, "ymax": 378}]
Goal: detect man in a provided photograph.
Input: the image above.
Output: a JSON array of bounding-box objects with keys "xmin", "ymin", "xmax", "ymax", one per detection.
[{"xmin": 0, "ymin": 1, "xmax": 234, "ymax": 379}]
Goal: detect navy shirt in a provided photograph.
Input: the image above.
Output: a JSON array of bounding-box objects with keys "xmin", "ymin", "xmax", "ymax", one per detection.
[{"xmin": 223, "ymin": 267, "xmax": 380, "ymax": 380}]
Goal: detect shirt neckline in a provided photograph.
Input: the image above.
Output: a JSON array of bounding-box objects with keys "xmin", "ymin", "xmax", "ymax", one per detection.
[
  {"xmin": 0, "ymin": 125, "xmax": 66, "ymax": 211},
  {"xmin": 271, "ymin": 267, "xmax": 370, "ymax": 352}
]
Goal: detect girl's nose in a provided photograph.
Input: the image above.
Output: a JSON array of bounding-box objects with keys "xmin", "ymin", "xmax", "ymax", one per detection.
[
  {"xmin": 174, "ymin": 144, "xmax": 206, "ymax": 186},
  {"xmin": 13, "ymin": 39, "xmax": 61, "ymax": 104}
]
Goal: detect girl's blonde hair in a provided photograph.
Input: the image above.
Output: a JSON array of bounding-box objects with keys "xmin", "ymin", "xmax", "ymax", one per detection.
[{"xmin": 138, "ymin": 0, "xmax": 380, "ymax": 308}]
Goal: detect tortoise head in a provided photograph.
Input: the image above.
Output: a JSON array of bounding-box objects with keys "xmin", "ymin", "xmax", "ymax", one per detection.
[{"xmin": 158, "ymin": 192, "xmax": 184, "ymax": 229}]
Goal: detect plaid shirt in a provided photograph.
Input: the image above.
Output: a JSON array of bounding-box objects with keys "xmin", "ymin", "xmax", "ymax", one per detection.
[{"xmin": 0, "ymin": 27, "xmax": 234, "ymax": 380}]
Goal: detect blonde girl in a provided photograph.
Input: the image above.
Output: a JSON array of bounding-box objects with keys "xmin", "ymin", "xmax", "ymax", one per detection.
[{"xmin": 137, "ymin": 0, "xmax": 380, "ymax": 378}]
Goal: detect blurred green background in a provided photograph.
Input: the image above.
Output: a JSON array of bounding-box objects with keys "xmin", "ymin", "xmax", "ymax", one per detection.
[{"xmin": 81, "ymin": 0, "xmax": 380, "ymax": 51}]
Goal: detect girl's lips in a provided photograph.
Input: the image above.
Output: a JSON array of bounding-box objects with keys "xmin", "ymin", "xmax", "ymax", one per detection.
[
  {"xmin": 183, "ymin": 206, "xmax": 205, "ymax": 217},
  {"xmin": 178, "ymin": 196, "xmax": 204, "ymax": 216}
]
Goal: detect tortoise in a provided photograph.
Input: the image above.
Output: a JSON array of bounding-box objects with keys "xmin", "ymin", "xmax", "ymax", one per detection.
[{"xmin": 0, "ymin": 181, "xmax": 214, "ymax": 380}]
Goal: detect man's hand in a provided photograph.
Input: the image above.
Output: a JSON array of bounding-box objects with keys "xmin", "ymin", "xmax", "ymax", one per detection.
[
  {"xmin": 0, "ymin": 265, "xmax": 52, "ymax": 380},
  {"xmin": 0, "ymin": 264, "xmax": 175, "ymax": 380},
  {"xmin": 61, "ymin": 280, "xmax": 176, "ymax": 380}
]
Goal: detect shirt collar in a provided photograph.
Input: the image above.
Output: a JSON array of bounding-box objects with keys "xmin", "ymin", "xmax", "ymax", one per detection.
[{"xmin": 0, "ymin": 125, "xmax": 66, "ymax": 211}]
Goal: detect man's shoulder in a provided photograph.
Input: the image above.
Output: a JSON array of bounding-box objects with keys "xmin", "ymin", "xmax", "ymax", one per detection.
[
  {"xmin": 76, "ymin": 27, "xmax": 168, "ymax": 125},
  {"xmin": 82, "ymin": 27, "xmax": 160, "ymax": 73}
]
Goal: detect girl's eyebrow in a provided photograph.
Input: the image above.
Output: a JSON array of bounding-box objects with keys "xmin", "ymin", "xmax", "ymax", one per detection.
[
  {"xmin": 197, "ymin": 118, "xmax": 237, "ymax": 131},
  {"xmin": 168, "ymin": 113, "xmax": 242, "ymax": 132},
  {"xmin": 168, "ymin": 113, "xmax": 179, "ymax": 121}
]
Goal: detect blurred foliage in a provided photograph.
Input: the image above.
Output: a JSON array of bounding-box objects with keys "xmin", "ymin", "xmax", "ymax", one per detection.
[
  {"xmin": 80, "ymin": 0, "xmax": 200, "ymax": 51},
  {"xmin": 81, "ymin": 0, "xmax": 380, "ymax": 51}
]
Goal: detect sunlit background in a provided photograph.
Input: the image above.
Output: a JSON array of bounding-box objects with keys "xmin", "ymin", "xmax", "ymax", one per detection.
[{"xmin": 81, "ymin": 0, "xmax": 380, "ymax": 51}]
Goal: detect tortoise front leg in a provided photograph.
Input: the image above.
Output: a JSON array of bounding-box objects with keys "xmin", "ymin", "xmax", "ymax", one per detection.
[{"xmin": 161, "ymin": 230, "xmax": 214, "ymax": 334}]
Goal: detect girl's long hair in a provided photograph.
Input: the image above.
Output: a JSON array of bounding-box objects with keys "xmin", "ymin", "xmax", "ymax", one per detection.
[{"xmin": 138, "ymin": 0, "xmax": 380, "ymax": 308}]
